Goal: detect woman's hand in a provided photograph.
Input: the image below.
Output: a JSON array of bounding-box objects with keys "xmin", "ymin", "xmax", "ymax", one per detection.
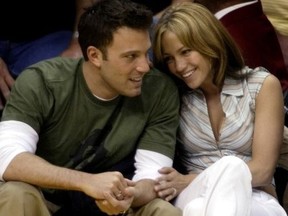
[{"xmin": 154, "ymin": 167, "xmax": 196, "ymax": 201}]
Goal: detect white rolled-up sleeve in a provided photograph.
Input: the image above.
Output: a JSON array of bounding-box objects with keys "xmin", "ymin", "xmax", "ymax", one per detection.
[
  {"xmin": 0, "ymin": 121, "xmax": 38, "ymax": 181},
  {"xmin": 132, "ymin": 149, "xmax": 173, "ymax": 181}
]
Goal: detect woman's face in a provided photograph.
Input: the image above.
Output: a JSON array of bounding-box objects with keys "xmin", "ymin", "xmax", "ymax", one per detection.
[{"xmin": 161, "ymin": 30, "xmax": 213, "ymax": 90}]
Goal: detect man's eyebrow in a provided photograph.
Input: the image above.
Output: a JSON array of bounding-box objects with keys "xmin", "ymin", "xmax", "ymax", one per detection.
[{"xmin": 120, "ymin": 48, "xmax": 150, "ymax": 56}]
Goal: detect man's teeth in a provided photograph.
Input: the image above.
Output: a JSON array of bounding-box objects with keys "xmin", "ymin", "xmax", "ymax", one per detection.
[{"xmin": 131, "ymin": 77, "xmax": 141, "ymax": 81}]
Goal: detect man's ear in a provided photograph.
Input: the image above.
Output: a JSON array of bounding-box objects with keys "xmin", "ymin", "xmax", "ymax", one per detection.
[{"xmin": 87, "ymin": 46, "xmax": 103, "ymax": 67}]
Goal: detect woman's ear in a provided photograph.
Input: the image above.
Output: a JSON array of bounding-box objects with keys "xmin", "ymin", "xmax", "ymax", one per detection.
[{"xmin": 86, "ymin": 46, "xmax": 103, "ymax": 67}]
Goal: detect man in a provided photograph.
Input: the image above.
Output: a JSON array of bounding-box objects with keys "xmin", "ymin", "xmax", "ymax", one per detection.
[{"xmin": 0, "ymin": 0, "xmax": 181, "ymax": 215}]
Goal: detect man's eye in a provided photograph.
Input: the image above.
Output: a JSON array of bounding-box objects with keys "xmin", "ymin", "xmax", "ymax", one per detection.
[{"xmin": 126, "ymin": 54, "xmax": 137, "ymax": 59}]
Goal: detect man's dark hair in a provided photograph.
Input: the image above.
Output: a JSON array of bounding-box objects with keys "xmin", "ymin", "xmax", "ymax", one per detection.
[{"xmin": 78, "ymin": 0, "xmax": 153, "ymax": 60}]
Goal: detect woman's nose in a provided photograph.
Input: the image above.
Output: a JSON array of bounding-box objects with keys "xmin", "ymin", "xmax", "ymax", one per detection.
[{"xmin": 175, "ymin": 57, "xmax": 186, "ymax": 72}]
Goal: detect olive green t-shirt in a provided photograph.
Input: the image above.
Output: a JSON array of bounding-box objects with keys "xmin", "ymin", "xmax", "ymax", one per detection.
[{"xmin": 2, "ymin": 57, "xmax": 180, "ymax": 172}]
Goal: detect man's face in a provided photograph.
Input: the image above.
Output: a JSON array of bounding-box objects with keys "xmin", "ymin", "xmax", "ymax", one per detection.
[{"xmin": 98, "ymin": 27, "xmax": 151, "ymax": 98}]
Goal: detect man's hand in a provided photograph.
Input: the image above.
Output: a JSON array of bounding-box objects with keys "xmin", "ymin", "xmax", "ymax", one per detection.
[
  {"xmin": 0, "ymin": 58, "xmax": 15, "ymax": 109},
  {"xmin": 95, "ymin": 186, "xmax": 134, "ymax": 215},
  {"xmin": 82, "ymin": 171, "xmax": 135, "ymax": 215}
]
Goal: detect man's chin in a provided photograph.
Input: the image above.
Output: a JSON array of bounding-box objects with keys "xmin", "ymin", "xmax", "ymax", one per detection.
[{"xmin": 125, "ymin": 89, "xmax": 142, "ymax": 97}]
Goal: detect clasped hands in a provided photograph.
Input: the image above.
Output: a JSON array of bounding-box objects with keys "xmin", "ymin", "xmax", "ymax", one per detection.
[
  {"xmin": 91, "ymin": 171, "xmax": 134, "ymax": 215},
  {"xmin": 91, "ymin": 167, "xmax": 184, "ymax": 215}
]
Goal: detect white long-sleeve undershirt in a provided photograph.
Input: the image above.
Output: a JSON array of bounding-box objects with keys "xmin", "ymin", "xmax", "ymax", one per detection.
[{"xmin": 0, "ymin": 120, "xmax": 172, "ymax": 182}]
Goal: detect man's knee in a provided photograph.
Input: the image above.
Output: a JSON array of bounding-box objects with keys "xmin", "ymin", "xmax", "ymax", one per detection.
[
  {"xmin": 132, "ymin": 198, "xmax": 182, "ymax": 216},
  {"xmin": 0, "ymin": 181, "xmax": 50, "ymax": 216},
  {"xmin": 1, "ymin": 181, "xmax": 42, "ymax": 201}
]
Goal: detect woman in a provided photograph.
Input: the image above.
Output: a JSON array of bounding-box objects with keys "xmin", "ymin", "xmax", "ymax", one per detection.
[{"xmin": 152, "ymin": 2, "xmax": 287, "ymax": 216}]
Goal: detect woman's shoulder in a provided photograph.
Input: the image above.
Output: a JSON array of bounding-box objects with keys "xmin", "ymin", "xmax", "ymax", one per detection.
[
  {"xmin": 243, "ymin": 66, "xmax": 280, "ymax": 89},
  {"xmin": 242, "ymin": 66, "xmax": 270, "ymax": 78},
  {"xmin": 243, "ymin": 66, "xmax": 282, "ymax": 105}
]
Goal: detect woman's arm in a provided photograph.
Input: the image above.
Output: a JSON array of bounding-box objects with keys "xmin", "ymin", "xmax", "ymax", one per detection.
[{"xmin": 247, "ymin": 74, "xmax": 284, "ymax": 187}]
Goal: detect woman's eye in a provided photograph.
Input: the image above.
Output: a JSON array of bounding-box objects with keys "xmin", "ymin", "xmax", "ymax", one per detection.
[
  {"xmin": 182, "ymin": 49, "xmax": 191, "ymax": 55},
  {"xmin": 164, "ymin": 56, "xmax": 173, "ymax": 64}
]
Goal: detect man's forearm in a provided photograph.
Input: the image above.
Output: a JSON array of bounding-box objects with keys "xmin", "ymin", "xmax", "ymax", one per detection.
[
  {"xmin": 131, "ymin": 179, "xmax": 158, "ymax": 207},
  {"xmin": 3, "ymin": 152, "xmax": 88, "ymax": 192}
]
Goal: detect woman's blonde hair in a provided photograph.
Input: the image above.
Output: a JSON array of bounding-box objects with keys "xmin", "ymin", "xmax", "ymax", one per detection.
[{"xmin": 153, "ymin": 2, "xmax": 244, "ymax": 87}]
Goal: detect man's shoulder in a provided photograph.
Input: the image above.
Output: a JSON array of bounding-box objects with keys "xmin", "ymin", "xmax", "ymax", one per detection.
[
  {"xmin": 18, "ymin": 57, "xmax": 82, "ymax": 84},
  {"xmin": 140, "ymin": 67, "xmax": 179, "ymax": 102},
  {"xmin": 144, "ymin": 67, "xmax": 176, "ymax": 88}
]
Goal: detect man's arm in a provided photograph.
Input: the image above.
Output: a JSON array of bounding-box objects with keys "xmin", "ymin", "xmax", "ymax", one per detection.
[
  {"xmin": 130, "ymin": 149, "xmax": 173, "ymax": 207},
  {"xmin": 132, "ymin": 179, "xmax": 157, "ymax": 207},
  {"xmin": 0, "ymin": 121, "xmax": 133, "ymax": 215},
  {"xmin": 95, "ymin": 150, "xmax": 173, "ymax": 211}
]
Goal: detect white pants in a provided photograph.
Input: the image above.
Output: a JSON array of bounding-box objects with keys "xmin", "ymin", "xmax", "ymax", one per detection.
[{"xmin": 173, "ymin": 156, "xmax": 287, "ymax": 216}]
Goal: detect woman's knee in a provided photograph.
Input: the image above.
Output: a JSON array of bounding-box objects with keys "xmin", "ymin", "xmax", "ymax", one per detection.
[
  {"xmin": 216, "ymin": 156, "xmax": 252, "ymax": 180},
  {"xmin": 219, "ymin": 156, "xmax": 248, "ymax": 170}
]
